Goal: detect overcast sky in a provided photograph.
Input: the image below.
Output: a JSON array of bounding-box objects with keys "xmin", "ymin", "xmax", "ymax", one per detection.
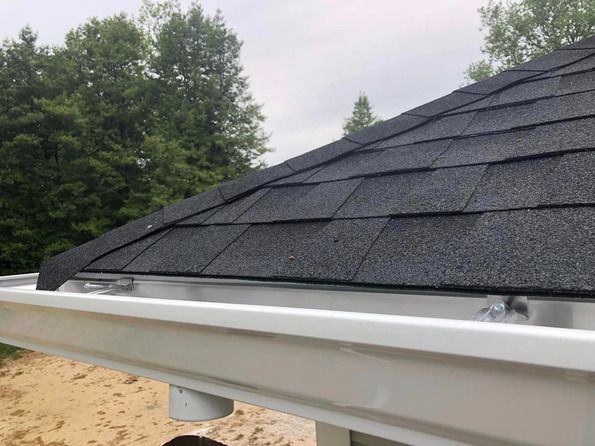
[{"xmin": 0, "ymin": 0, "xmax": 488, "ymax": 165}]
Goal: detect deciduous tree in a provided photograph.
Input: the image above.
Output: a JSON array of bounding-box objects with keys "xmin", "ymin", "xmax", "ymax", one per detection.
[{"xmin": 465, "ymin": 0, "xmax": 595, "ymax": 82}]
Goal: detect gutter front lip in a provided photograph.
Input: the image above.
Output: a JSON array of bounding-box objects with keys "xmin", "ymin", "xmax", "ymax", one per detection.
[{"xmin": 2, "ymin": 286, "xmax": 595, "ymax": 373}]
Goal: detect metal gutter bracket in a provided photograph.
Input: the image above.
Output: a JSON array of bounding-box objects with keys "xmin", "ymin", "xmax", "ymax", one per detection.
[
  {"xmin": 83, "ymin": 278, "xmax": 134, "ymax": 295},
  {"xmin": 474, "ymin": 295, "xmax": 530, "ymax": 323}
]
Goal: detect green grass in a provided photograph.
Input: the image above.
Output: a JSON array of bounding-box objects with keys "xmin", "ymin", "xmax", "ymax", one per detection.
[{"xmin": 0, "ymin": 343, "xmax": 23, "ymax": 366}]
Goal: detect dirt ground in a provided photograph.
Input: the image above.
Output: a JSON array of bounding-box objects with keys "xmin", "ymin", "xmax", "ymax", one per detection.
[{"xmin": 0, "ymin": 352, "xmax": 315, "ymax": 446}]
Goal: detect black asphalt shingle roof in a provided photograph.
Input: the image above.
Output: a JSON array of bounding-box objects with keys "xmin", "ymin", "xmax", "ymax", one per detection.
[{"xmin": 37, "ymin": 37, "xmax": 595, "ymax": 297}]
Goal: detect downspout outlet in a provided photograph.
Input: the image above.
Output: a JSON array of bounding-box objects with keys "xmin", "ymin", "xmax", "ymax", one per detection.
[{"xmin": 169, "ymin": 385, "xmax": 234, "ymax": 421}]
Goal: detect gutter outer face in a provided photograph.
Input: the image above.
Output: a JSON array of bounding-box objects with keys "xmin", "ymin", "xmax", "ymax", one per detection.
[{"xmin": 1, "ymin": 273, "xmax": 595, "ymax": 446}]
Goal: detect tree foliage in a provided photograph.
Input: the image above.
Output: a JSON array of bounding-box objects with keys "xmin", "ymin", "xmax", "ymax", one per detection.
[
  {"xmin": 0, "ymin": 2, "xmax": 270, "ymax": 275},
  {"xmin": 342, "ymin": 93, "xmax": 382, "ymax": 136},
  {"xmin": 465, "ymin": 0, "xmax": 595, "ymax": 82}
]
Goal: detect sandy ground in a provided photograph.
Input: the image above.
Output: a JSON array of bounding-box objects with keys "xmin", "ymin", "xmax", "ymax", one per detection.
[{"xmin": 0, "ymin": 352, "xmax": 315, "ymax": 446}]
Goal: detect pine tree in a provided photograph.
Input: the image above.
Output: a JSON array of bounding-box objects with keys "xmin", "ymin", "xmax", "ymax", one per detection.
[
  {"xmin": 0, "ymin": 5, "xmax": 271, "ymax": 276},
  {"xmin": 343, "ymin": 93, "xmax": 382, "ymax": 136}
]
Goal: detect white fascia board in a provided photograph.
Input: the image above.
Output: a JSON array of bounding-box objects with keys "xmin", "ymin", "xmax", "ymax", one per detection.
[{"xmin": 1, "ymin": 275, "xmax": 595, "ymax": 445}]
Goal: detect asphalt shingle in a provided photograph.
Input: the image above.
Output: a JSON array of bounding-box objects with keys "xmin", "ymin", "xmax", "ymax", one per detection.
[
  {"xmin": 435, "ymin": 117, "xmax": 595, "ymax": 168},
  {"xmin": 285, "ymin": 139, "xmax": 361, "ymax": 171},
  {"xmin": 542, "ymin": 151, "xmax": 595, "ymax": 205},
  {"xmin": 304, "ymin": 140, "xmax": 450, "ymax": 183},
  {"xmin": 433, "ymin": 129, "xmax": 532, "ymax": 167},
  {"xmin": 355, "ymin": 215, "xmax": 479, "ymax": 286},
  {"xmin": 510, "ymin": 49, "xmax": 594, "ymax": 72},
  {"xmin": 203, "ymin": 189, "xmax": 270, "ymax": 224},
  {"xmin": 218, "ymin": 163, "xmax": 295, "ymax": 200},
  {"xmin": 458, "ymin": 70, "xmax": 539, "ymax": 95},
  {"xmin": 306, "ymin": 151, "xmax": 381, "ymax": 182},
  {"xmin": 86, "ymin": 230, "xmax": 171, "ymax": 271},
  {"xmin": 378, "ymin": 113, "xmax": 476, "ymax": 147},
  {"xmin": 35, "ymin": 40, "xmax": 595, "ymax": 295},
  {"xmin": 464, "ymin": 157, "xmax": 559, "ymax": 212},
  {"xmin": 163, "ymin": 188, "xmax": 225, "ymax": 224},
  {"xmin": 345, "ymin": 114, "xmax": 427, "ymax": 145},
  {"xmin": 557, "ymin": 70, "xmax": 595, "ymax": 96},
  {"xmin": 463, "ymin": 90, "xmax": 595, "ymax": 135},
  {"xmin": 490, "ymin": 77, "xmax": 560, "ymax": 106},
  {"xmin": 336, "ymin": 165, "xmax": 486, "ymax": 218},
  {"xmin": 96, "ymin": 211, "xmax": 164, "ymax": 252},
  {"xmin": 445, "ymin": 95, "xmax": 495, "ymax": 114},
  {"xmin": 562, "ymin": 35, "xmax": 595, "ymax": 50},
  {"xmin": 125, "ymin": 225, "xmax": 249, "ymax": 274},
  {"xmin": 268, "ymin": 166, "xmax": 324, "ymax": 185},
  {"xmin": 405, "ymin": 92, "xmax": 485, "ymax": 117},
  {"xmin": 36, "ymin": 239, "xmax": 99, "ymax": 291},
  {"xmin": 176, "ymin": 208, "xmax": 220, "ymax": 225},
  {"xmin": 237, "ymin": 179, "xmax": 362, "ymax": 223},
  {"xmin": 534, "ymin": 54, "xmax": 595, "ymax": 78},
  {"xmin": 203, "ymin": 218, "xmax": 388, "ymax": 281},
  {"xmin": 443, "ymin": 208, "xmax": 595, "ymax": 293}
]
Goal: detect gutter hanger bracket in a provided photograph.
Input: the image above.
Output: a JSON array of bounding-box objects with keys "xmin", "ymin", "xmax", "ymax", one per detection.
[
  {"xmin": 83, "ymin": 277, "xmax": 134, "ymax": 295},
  {"xmin": 474, "ymin": 295, "xmax": 530, "ymax": 323}
]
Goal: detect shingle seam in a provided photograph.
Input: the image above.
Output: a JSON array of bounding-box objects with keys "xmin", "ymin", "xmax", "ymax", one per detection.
[
  {"xmin": 82, "ymin": 211, "xmax": 169, "ymax": 271},
  {"xmin": 431, "ymin": 145, "xmax": 595, "ymax": 170},
  {"xmin": 284, "ymin": 139, "xmax": 366, "ymax": 174},
  {"xmin": 216, "ymin": 162, "xmax": 300, "ymax": 203},
  {"xmin": 463, "ymin": 112, "xmax": 595, "ymax": 138},
  {"xmin": 344, "ymin": 116, "xmax": 431, "ymax": 146},
  {"xmin": 195, "ymin": 224, "xmax": 252, "ymax": 274},
  {"xmin": 275, "ymin": 164, "xmax": 325, "ymax": 185},
  {"xmin": 174, "ymin": 203, "xmax": 595, "ymax": 228},
  {"xmin": 384, "ymin": 112, "xmax": 595, "ymax": 149},
  {"xmin": 328, "ymin": 177, "xmax": 370, "ymax": 220},
  {"xmin": 83, "ymin": 228, "xmax": 174, "ymax": 273},
  {"xmin": 401, "ymin": 92, "xmax": 491, "ymax": 119},
  {"xmin": 459, "ymin": 165, "xmax": 490, "ymax": 212},
  {"xmin": 445, "ymin": 86, "xmax": 595, "ymax": 117},
  {"xmin": 556, "ymin": 47, "xmax": 595, "ymax": 51},
  {"xmin": 229, "ymin": 188, "xmax": 273, "ymax": 224},
  {"xmin": 559, "ymin": 66, "xmax": 595, "ymax": 76},
  {"xmin": 350, "ymin": 217, "xmax": 392, "ymax": 281},
  {"xmin": 115, "ymin": 227, "xmax": 174, "ymax": 272},
  {"xmin": 244, "ymin": 147, "xmax": 594, "ymax": 191},
  {"xmin": 508, "ymin": 50, "xmax": 595, "ymax": 74},
  {"xmin": 456, "ymin": 90, "xmax": 489, "ymax": 96},
  {"xmin": 458, "ymin": 70, "xmax": 545, "ymax": 94}
]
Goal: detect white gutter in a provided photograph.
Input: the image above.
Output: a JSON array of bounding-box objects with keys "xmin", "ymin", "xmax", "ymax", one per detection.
[{"xmin": 1, "ymin": 275, "xmax": 595, "ymax": 445}]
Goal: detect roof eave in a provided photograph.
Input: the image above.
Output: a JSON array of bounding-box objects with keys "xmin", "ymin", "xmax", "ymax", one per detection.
[{"xmin": 2, "ymin": 273, "xmax": 595, "ymax": 445}]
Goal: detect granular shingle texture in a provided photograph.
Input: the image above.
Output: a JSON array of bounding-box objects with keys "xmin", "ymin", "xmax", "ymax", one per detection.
[
  {"xmin": 443, "ymin": 208, "xmax": 595, "ymax": 293},
  {"xmin": 336, "ymin": 165, "xmax": 486, "ymax": 218},
  {"xmin": 457, "ymin": 70, "xmax": 539, "ymax": 94},
  {"xmin": 379, "ymin": 113, "xmax": 476, "ymax": 146},
  {"xmin": 405, "ymin": 92, "xmax": 485, "ymax": 117},
  {"xmin": 218, "ymin": 163, "xmax": 295, "ymax": 200},
  {"xmin": 355, "ymin": 215, "xmax": 479, "ymax": 286},
  {"xmin": 464, "ymin": 157, "xmax": 559, "ymax": 212},
  {"xmin": 345, "ymin": 114, "xmax": 427, "ymax": 144},
  {"xmin": 543, "ymin": 151, "xmax": 595, "ymax": 205},
  {"xmin": 203, "ymin": 219, "xmax": 388, "ymax": 281},
  {"xmin": 86, "ymin": 230, "xmax": 172, "ymax": 272},
  {"xmin": 38, "ymin": 36, "xmax": 595, "ymax": 296},
  {"xmin": 510, "ymin": 49, "xmax": 594, "ymax": 72},
  {"xmin": 125, "ymin": 225, "xmax": 249, "ymax": 274},
  {"xmin": 237, "ymin": 179, "xmax": 362, "ymax": 223}
]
